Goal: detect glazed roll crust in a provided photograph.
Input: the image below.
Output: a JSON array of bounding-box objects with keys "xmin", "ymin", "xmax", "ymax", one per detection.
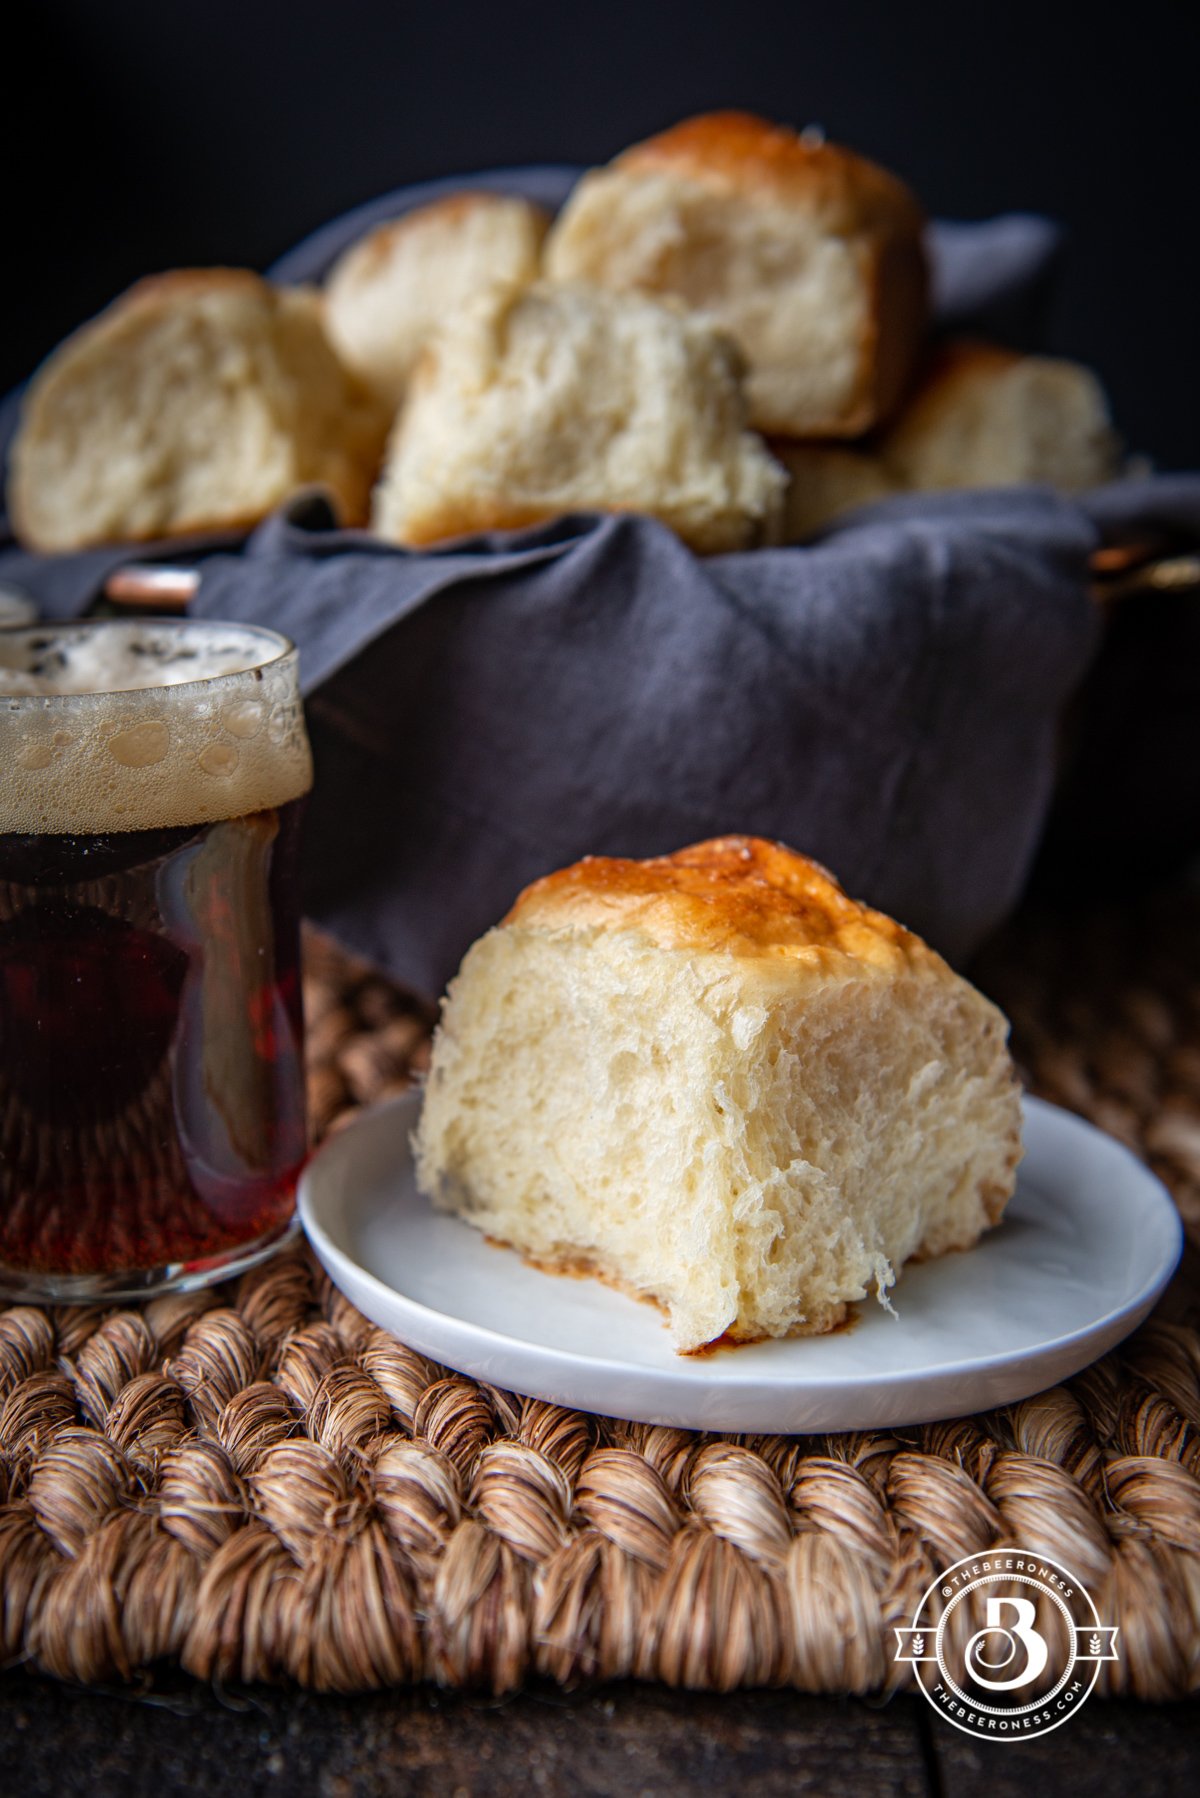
[
  {"xmin": 414, "ymin": 837, "xmax": 1023, "ymax": 1353},
  {"xmin": 544, "ymin": 111, "xmax": 929, "ymax": 438}
]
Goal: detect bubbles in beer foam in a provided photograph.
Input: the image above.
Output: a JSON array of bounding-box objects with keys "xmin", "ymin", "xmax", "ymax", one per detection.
[
  {"xmin": 16, "ymin": 729, "xmax": 74, "ymax": 772},
  {"xmin": 0, "ymin": 622, "xmax": 311, "ymax": 835},
  {"xmin": 222, "ymin": 698, "xmax": 265, "ymax": 739},
  {"xmin": 107, "ymin": 720, "xmax": 170, "ymax": 768},
  {"xmin": 197, "ymin": 742, "xmax": 240, "ymax": 778}
]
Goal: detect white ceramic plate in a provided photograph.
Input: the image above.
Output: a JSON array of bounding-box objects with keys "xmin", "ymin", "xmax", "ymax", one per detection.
[{"xmin": 299, "ymin": 1093, "xmax": 1182, "ymax": 1433}]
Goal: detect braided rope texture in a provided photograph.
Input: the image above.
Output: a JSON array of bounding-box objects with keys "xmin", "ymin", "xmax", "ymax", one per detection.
[{"xmin": 0, "ymin": 898, "xmax": 1198, "ymax": 1698}]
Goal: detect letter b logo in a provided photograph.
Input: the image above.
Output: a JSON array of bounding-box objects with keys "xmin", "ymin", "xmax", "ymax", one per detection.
[{"xmin": 964, "ymin": 1596, "xmax": 1049, "ymax": 1691}]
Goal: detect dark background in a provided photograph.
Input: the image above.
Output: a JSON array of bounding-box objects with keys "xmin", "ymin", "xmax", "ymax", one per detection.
[{"xmin": 9, "ymin": 0, "xmax": 1200, "ymax": 467}]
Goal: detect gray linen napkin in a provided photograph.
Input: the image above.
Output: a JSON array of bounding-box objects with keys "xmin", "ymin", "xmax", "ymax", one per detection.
[{"xmin": 175, "ymin": 488, "xmax": 1098, "ymax": 995}]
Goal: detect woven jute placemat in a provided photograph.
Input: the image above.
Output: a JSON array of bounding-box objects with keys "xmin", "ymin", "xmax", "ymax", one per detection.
[{"xmin": 2, "ymin": 891, "xmax": 1198, "ymax": 1699}]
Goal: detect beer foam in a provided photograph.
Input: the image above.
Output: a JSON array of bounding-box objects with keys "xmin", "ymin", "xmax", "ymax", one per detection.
[{"xmin": 0, "ymin": 622, "xmax": 312, "ymax": 834}]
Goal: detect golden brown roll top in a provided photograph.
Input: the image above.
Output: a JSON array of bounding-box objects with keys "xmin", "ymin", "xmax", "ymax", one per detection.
[
  {"xmin": 616, "ymin": 110, "xmax": 927, "ymax": 236},
  {"xmin": 507, "ymin": 835, "xmax": 925, "ymax": 969},
  {"xmin": 544, "ymin": 110, "xmax": 929, "ymax": 439}
]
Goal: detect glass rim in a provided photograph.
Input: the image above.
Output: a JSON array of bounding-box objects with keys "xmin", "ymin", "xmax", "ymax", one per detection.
[
  {"xmin": 0, "ymin": 617, "xmax": 298, "ymax": 707},
  {"xmin": 0, "ymin": 615, "xmax": 310, "ymax": 834}
]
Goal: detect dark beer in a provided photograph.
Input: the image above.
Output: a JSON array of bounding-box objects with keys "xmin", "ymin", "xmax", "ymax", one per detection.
[{"xmin": 0, "ymin": 621, "xmax": 312, "ymax": 1298}]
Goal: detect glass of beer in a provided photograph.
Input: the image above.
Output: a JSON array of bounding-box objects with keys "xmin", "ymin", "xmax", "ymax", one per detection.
[{"xmin": 0, "ymin": 619, "xmax": 312, "ymax": 1300}]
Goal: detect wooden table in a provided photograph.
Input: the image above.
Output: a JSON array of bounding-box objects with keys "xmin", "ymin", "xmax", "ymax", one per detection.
[{"xmin": 3, "ymin": 1675, "xmax": 1198, "ymax": 1795}]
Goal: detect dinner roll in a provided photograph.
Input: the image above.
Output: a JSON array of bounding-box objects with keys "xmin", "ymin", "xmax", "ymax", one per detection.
[
  {"xmin": 324, "ymin": 191, "xmax": 551, "ymax": 408},
  {"xmin": 8, "ymin": 271, "xmax": 389, "ymax": 551},
  {"xmin": 543, "ymin": 111, "xmax": 929, "ymax": 438},
  {"xmin": 371, "ymin": 280, "xmax": 787, "ymax": 553},
  {"xmin": 774, "ymin": 441, "xmax": 898, "ymax": 541},
  {"xmin": 414, "ymin": 836, "xmax": 1022, "ymax": 1354},
  {"xmin": 881, "ymin": 340, "xmax": 1121, "ymax": 492}
]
